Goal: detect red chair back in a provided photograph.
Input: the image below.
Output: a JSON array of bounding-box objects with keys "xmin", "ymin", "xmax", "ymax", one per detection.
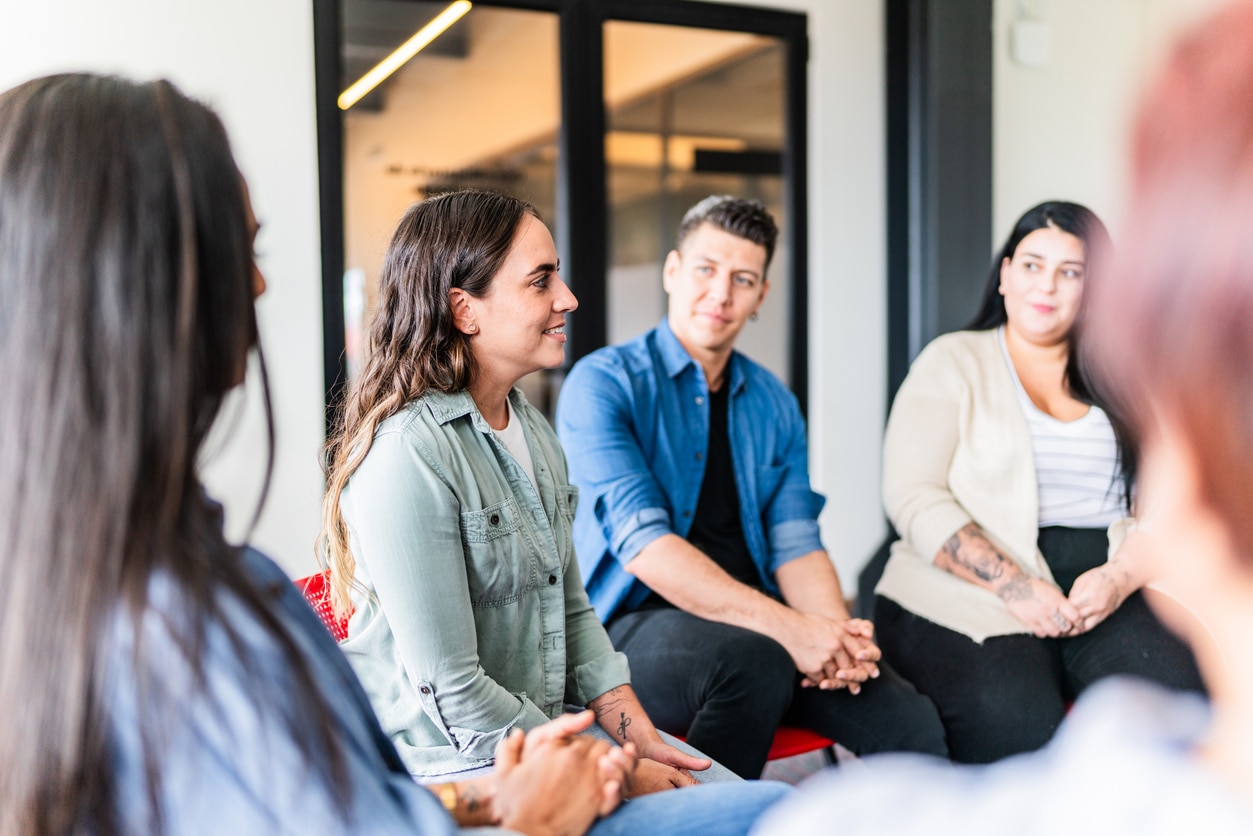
[
  {"xmin": 767, "ymin": 726, "xmax": 835, "ymax": 761},
  {"xmin": 295, "ymin": 570, "xmax": 350, "ymax": 642}
]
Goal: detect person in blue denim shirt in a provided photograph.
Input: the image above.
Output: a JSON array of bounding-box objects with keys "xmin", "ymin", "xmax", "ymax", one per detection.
[{"xmin": 556, "ymin": 195, "xmax": 948, "ymax": 778}]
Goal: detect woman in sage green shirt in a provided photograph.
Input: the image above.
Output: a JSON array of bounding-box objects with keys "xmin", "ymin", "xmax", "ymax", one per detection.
[{"xmin": 319, "ymin": 192, "xmax": 772, "ymax": 830}]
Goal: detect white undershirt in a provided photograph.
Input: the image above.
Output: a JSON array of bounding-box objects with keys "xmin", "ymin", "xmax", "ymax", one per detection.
[
  {"xmin": 998, "ymin": 327, "xmax": 1124, "ymax": 528},
  {"xmin": 494, "ymin": 398, "xmax": 538, "ymax": 492}
]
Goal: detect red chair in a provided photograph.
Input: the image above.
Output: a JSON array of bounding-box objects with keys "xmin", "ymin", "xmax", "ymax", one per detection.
[
  {"xmin": 294, "ymin": 571, "xmax": 838, "ymax": 767},
  {"xmin": 767, "ymin": 726, "xmax": 836, "ymax": 764},
  {"xmin": 295, "ymin": 570, "xmax": 350, "ymax": 641}
]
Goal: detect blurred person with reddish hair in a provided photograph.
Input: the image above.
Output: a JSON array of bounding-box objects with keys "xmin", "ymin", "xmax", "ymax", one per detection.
[{"xmin": 755, "ymin": 2, "xmax": 1253, "ymax": 830}]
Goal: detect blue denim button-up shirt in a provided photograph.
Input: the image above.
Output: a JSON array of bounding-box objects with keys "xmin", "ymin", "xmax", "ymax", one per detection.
[
  {"xmin": 109, "ymin": 547, "xmax": 454, "ymax": 833},
  {"xmin": 556, "ymin": 318, "xmax": 827, "ymax": 622}
]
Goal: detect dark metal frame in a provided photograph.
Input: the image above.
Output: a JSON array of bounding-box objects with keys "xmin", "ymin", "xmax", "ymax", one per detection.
[
  {"xmin": 313, "ymin": 0, "xmax": 810, "ymax": 429},
  {"xmin": 884, "ymin": 0, "xmax": 993, "ymax": 407}
]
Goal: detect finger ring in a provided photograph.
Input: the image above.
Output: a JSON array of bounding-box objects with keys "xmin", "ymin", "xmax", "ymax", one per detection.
[{"xmin": 1051, "ymin": 612, "xmax": 1070, "ymax": 630}]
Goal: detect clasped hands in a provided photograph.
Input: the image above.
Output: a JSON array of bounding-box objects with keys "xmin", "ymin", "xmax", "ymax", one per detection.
[
  {"xmin": 788, "ymin": 612, "xmax": 881, "ymax": 694},
  {"xmin": 489, "ymin": 710, "xmax": 633, "ymax": 836},
  {"xmin": 487, "ymin": 709, "xmax": 711, "ymax": 835},
  {"xmin": 997, "ymin": 563, "xmax": 1131, "ymax": 639}
]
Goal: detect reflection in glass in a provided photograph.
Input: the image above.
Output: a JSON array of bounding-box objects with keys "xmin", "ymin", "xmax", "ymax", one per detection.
[
  {"xmin": 340, "ymin": 1, "xmax": 562, "ymax": 411},
  {"xmin": 604, "ymin": 21, "xmax": 790, "ymax": 383}
]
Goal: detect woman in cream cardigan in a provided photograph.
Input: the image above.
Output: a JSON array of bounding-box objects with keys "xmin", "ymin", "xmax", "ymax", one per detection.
[{"xmin": 874, "ymin": 201, "xmax": 1202, "ymax": 763}]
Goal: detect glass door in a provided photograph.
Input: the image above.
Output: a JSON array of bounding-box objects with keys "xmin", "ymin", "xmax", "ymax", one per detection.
[
  {"xmin": 337, "ymin": 0, "xmax": 562, "ymax": 410},
  {"xmin": 603, "ymin": 21, "xmax": 789, "ymax": 381},
  {"xmin": 316, "ymin": 0, "xmax": 808, "ymax": 422}
]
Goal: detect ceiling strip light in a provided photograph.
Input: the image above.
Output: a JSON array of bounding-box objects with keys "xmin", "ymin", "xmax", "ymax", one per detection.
[{"xmin": 338, "ymin": 0, "xmax": 472, "ymax": 111}]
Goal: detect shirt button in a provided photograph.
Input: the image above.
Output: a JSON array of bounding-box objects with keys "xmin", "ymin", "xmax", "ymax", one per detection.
[
  {"xmin": 420, "ymin": 686, "xmax": 431, "ymax": 695},
  {"xmin": 489, "ymin": 513, "xmax": 500, "ymax": 526},
  {"xmin": 548, "ymin": 574, "xmax": 558, "ymax": 585},
  {"xmin": 695, "ymin": 396, "xmax": 704, "ymax": 406},
  {"xmin": 683, "ymin": 510, "xmax": 692, "ymax": 518},
  {"xmin": 695, "ymin": 452, "xmax": 703, "ymax": 461}
]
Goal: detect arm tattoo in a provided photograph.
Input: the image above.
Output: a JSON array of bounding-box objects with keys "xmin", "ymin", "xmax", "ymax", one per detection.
[
  {"xmin": 591, "ymin": 686, "xmax": 632, "ymax": 739},
  {"xmin": 995, "ymin": 574, "xmax": 1034, "ymax": 603},
  {"xmin": 938, "ymin": 523, "xmax": 1041, "ymax": 605},
  {"xmin": 461, "ymin": 784, "xmax": 482, "ymax": 814},
  {"xmin": 938, "ymin": 523, "xmax": 1010, "ymax": 583}
]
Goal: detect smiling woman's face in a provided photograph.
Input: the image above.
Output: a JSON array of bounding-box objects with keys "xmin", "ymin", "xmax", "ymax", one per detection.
[
  {"xmin": 999, "ymin": 225, "xmax": 1086, "ymax": 347},
  {"xmin": 462, "ymin": 215, "xmax": 577, "ymax": 389}
]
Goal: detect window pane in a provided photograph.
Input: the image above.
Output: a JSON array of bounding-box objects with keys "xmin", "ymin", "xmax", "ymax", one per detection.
[
  {"xmin": 341, "ymin": 1, "xmax": 560, "ymax": 408},
  {"xmin": 604, "ymin": 21, "xmax": 790, "ymax": 382}
]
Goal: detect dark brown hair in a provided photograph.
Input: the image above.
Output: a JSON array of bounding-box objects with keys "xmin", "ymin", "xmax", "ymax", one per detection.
[
  {"xmin": 675, "ymin": 194, "xmax": 779, "ymax": 269},
  {"xmin": 320, "ymin": 190, "xmax": 537, "ymax": 612},
  {"xmin": 1088, "ymin": 2, "xmax": 1253, "ymax": 565},
  {"xmin": 0, "ymin": 73, "xmax": 345, "ymax": 833}
]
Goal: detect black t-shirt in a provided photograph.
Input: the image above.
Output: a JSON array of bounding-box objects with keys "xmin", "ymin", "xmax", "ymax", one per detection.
[{"xmin": 637, "ymin": 383, "xmax": 761, "ymax": 611}]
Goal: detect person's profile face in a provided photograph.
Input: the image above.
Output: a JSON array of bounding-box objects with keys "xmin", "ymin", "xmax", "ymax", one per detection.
[
  {"xmin": 460, "ymin": 215, "xmax": 577, "ymax": 387},
  {"xmin": 998, "ymin": 225, "xmax": 1085, "ymax": 347},
  {"xmin": 241, "ymin": 177, "xmax": 266, "ymax": 300},
  {"xmin": 662, "ymin": 222, "xmax": 769, "ymax": 362}
]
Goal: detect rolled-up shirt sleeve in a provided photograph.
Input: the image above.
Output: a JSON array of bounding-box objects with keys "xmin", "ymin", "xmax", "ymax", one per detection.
[
  {"xmin": 760, "ymin": 390, "xmax": 827, "ymax": 575},
  {"xmin": 561, "ymin": 545, "xmax": 631, "ymax": 704},
  {"xmin": 559, "ymin": 356, "xmax": 675, "ymax": 565}
]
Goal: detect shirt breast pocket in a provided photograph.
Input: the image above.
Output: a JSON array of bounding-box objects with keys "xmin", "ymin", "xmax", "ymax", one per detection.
[
  {"xmin": 553, "ymin": 485, "xmax": 579, "ymax": 559},
  {"xmin": 460, "ymin": 496, "xmax": 533, "ymax": 606}
]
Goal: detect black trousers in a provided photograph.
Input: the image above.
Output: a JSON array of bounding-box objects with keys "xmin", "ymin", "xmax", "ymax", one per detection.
[
  {"xmin": 875, "ymin": 526, "xmax": 1205, "ymax": 764},
  {"xmin": 607, "ymin": 606, "xmax": 949, "ymax": 778}
]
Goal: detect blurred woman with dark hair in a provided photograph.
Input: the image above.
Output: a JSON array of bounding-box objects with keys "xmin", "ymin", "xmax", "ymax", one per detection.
[
  {"xmin": 758, "ymin": 2, "xmax": 1253, "ymax": 830},
  {"xmin": 0, "ymin": 71, "xmax": 647, "ymax": 835},
  {"xmin": 872, "ymin": 199, "xmax": 1202, "ymax": 763}
]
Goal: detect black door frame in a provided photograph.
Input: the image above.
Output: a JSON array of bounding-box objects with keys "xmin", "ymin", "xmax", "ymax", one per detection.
[
  {"xmin": 313, "ymin": 0, "xmax": 809, "ymax": 431},
  {"xmin": 884, "ymin": 0, "xmax": 993, "ymax": 405}
]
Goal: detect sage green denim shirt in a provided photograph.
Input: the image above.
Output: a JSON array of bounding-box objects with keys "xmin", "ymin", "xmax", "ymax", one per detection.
[{"xmin": 339, "ymin": 388, "xmax": 630, "ymax": 778}]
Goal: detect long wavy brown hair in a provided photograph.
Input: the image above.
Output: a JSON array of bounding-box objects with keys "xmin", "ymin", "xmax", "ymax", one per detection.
[
  {"xmin": 0, "ymin": 73, "xmax": 349, "ymax": 833},
  {"xmin": 320, "ymin": 191, "xmax": 537, "ymax": 615}
]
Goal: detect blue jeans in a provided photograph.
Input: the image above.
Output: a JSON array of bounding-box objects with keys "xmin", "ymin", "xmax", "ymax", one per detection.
[
  {"xmin": 429, "ymin": 715, "xmax": 788, "ymax": 835},
  {"xmin": 588, "ymin": 780, "xmax": 792, "ymax": 836}
]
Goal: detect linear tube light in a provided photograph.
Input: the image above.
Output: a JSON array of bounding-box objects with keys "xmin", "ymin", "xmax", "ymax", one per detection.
[{"xmin": 338, "ymin": 0, "xmax": 472, "ymax": 111}]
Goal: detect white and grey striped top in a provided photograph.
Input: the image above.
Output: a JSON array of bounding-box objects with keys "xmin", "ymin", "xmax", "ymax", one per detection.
[{"xmin": 999, "ymin": 328, "xmax": 1125, "ymax": 528}]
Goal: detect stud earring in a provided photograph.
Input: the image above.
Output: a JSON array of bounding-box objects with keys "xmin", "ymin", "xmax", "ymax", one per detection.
[
  {"xmin": 749, "ymin": 312, "xmax": 759, "ymax": 322},
  {"xmin": 467, "ymin": 323, "xmax": 479, "ymax": 334}
]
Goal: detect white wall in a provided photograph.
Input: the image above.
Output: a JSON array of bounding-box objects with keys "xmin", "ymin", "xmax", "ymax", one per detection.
[
  {"xmin": 0, "ymin": 0, "xmax": 327, "ymax": 578},
  {"xmin": 992, "ymin": 0, "xmax": 1229, "ymax": 243}
]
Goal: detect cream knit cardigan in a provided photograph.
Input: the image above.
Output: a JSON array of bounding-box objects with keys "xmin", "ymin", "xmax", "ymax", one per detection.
[{"xmin": 876, "ymin": 329, "xmax": 1129, "ymax": 642}]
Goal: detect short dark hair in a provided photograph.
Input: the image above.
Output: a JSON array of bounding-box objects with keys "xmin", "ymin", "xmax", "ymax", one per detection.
[{"xmin": 675, "ymin": 195, "xmax": 779, "ymax": 269}]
